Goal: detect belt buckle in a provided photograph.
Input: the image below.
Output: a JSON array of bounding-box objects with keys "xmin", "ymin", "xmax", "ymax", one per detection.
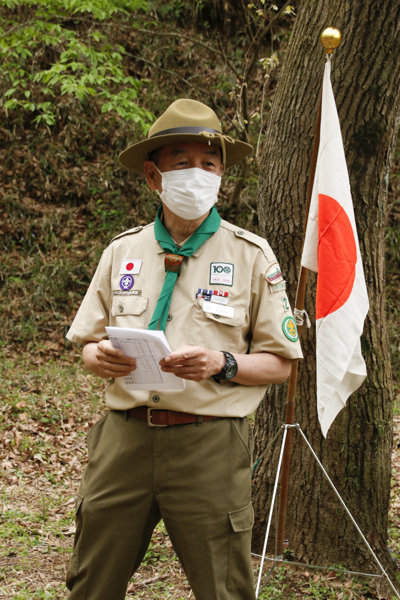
[{"xmin": 147, "ymin": 408, "xmax": 168, "ymax": 427}]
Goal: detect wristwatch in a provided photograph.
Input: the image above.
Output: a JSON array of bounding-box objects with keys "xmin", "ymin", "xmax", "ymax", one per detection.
[{"xmin": 212, "ymin": 351, "xmax": 238, "ymax": 383}]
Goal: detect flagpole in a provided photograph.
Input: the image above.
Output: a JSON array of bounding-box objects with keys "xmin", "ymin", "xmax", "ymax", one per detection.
[{"xmin": 273, "ymin": 28, "xmax": 342, "ymax": 561}]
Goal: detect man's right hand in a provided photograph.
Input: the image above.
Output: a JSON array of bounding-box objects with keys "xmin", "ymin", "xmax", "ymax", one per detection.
[{"xmin": 82, "ymin": 341, "xmax": 137, "ymax": 379}]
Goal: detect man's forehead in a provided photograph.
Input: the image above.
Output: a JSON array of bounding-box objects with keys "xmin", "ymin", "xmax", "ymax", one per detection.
[{"xmin": 159, "ymin": 142, "xmax": 221, "ymax": 158}]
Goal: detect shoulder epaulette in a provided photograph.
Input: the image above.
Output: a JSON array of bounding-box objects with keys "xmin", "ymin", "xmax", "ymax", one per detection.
[
  {"xmin": 220, "ymin": 220, "xmax": 276, "ymax": 263},
  {"xmin": 107, "ymin": 222, "xmax": 153, "ymax": 247}
]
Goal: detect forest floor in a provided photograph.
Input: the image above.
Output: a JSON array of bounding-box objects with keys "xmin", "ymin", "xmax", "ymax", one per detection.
[{"xmin": 0, "ymin": 347, "xmax": 399, "ymax": 600}]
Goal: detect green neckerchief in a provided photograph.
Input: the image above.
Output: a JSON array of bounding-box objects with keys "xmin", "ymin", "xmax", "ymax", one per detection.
[{"xmin": 148, "ymin": 205, "xmax": 221, "ymax": 332}]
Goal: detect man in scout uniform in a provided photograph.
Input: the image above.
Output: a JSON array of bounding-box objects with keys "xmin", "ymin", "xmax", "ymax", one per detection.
[{"xmin": 66, "ymin": 99, "xmax": 303, "ymax": 600}]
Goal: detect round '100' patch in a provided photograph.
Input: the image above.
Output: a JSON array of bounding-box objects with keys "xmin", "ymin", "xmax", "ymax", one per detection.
[
  {"xmin": 282, "ymin": 316, "xmax": 299, "ymax": 342},
  {"xmin": 120, "ymin": 275, "xmax": 134, "ymax": 291}
]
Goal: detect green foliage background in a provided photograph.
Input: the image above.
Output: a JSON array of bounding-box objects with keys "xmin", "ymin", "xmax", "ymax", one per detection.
[
  {"xmin": 0, "ymin": 0, "xmax": 398, "ymax": 384},
  {"xmin": 1, "ymin": 0, "xmax": 153, "ymax": 126}
]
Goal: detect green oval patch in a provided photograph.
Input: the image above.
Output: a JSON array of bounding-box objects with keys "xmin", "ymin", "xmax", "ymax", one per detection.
[{"xmin": 282, "ymin": 316, "xmax": 299, "ymax": 342}]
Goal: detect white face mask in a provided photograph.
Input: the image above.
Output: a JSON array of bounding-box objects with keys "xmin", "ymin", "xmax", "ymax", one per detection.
[{"xmin": 155, "ymin": 166, "xmax": 221, "ymax": 220}]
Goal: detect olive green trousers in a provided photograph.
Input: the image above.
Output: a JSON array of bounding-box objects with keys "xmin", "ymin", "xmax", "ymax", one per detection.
[{"xmin": 66, "ymin": 410, "xmax": 256, "ymax": 600}]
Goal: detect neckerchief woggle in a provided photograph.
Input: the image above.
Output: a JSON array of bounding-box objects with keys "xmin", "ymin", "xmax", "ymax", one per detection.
[{"xmin": 148, "ymin": 205, "xmax": 221, "ymax": 332}]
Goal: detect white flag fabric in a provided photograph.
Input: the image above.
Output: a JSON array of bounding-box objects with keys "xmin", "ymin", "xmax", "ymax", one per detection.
[{"xmin": 301, "ymin": 56, "xmax": 369, "ymax": 438}]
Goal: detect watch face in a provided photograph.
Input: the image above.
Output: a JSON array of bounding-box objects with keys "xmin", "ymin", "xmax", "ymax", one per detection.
[{"xmin": 225, "ymin": 363, "xmax": 238, "ymax": 379}]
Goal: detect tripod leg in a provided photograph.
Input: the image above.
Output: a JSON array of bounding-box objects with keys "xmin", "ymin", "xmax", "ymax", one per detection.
[{"xmin": 255, "ymin": 426, "xmax": 288, "ymax": 598}]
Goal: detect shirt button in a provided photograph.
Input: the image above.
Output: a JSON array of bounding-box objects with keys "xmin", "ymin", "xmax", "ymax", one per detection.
[
  {"xmin": 152, "ymin": 395, "xmax": 160, "ymax": 403},
  {"xmin": 237, "ymin": 230, "xmax": 245, "ymax": 235},
  {"xmin": 118, "ymin": 305, "xmax": 124, "ymax": 313},
  {"xmin": 214, "ymin": 314, "xmax": 220, "ymax": 319},
  {"xmin": 167, "ymin": 314, "xmax": 173, "ymax": 322}
]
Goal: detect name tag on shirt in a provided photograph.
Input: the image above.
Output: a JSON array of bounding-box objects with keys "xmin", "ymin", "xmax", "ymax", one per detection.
[
  {"xmin": 119, "ymin": 259, "xmax": 142, "ymax": 275},
  {"xmin": 203, "ymin": 301, "xmax": 234, "ymax": 319},
  {"xmin": 113, "ymin": 290, "xmax": 142, "ymax": 296}
]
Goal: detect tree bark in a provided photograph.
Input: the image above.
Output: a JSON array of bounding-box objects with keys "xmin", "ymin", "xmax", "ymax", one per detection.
[{"xmin": 253, "ymin": 0, "xmax": 400, "ymax": 575}]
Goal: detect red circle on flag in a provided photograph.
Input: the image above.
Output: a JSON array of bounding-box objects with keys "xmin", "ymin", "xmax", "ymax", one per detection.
[
  {"xmin": 316, "ymin": 194, "xmax": 357, "ymax": 320},
  {"xmin": 126, "ymin": 262, "xmax": 134, "ymax": 271}
]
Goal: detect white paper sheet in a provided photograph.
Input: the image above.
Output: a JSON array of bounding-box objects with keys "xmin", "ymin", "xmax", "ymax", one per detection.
[{"xmin": 106, "ymin": 327, "xmax": 185, "ymax": 391}]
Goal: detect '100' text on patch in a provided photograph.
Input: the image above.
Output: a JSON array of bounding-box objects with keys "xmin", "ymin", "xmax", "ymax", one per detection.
[{"xmin": 210, "ymin": 263, "xmax": 234, "ymax": 286}]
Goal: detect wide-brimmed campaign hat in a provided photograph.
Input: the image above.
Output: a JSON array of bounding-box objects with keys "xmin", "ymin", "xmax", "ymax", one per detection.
[{"xmin": 118, "ymin": 99, "xmax": 253, "ymax": 174}]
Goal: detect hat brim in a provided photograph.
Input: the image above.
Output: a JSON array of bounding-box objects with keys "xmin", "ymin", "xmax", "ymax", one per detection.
[{"xmin": 118, "ymin": 133, "xmax": 253, "ymax": 174}]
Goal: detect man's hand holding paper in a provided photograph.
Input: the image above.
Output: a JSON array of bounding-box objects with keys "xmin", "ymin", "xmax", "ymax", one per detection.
[{"xmin": 82, "ymin": 340, "xmax": 137, "ymax": 379}]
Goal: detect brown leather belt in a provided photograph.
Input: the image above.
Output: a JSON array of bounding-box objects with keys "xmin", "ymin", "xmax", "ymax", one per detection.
[{"xmin": 127, "ymin": 406, "xmax": 220, "ymax": 427}]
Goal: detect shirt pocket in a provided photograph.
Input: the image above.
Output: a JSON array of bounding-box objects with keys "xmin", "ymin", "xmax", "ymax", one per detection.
[
  {"xmin": 188, "ymin": 298, "xmax": 246, "ymax": 352},
  {"xmin": 111, "ymin": 295, "xmax": 149, "ymax": 328}
]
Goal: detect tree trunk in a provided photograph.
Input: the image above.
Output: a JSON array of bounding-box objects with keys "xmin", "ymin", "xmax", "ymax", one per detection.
[{"xmin": 253, "ymin": 0, "xmax": 400, "ymax": 575}]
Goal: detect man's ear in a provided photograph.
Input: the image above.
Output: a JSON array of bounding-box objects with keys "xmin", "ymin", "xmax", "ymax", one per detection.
[{"xmin": 144, "ymin": 161, "xmax": 159, "ymax": 192}]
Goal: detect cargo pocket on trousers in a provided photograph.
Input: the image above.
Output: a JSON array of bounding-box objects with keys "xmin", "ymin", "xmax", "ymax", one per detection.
[
  {"xmin": 227, "ymin": 501, "xmax": 254, "ymax": 590},
  {"xmin": 66, "ymin": 493, "xmax": 84, "ymax": 588}
]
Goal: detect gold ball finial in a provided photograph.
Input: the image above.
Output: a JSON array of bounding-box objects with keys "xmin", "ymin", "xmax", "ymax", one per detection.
[{"xmin": 321, "ymin": 27, "xmax": 342, "ymax": 54}]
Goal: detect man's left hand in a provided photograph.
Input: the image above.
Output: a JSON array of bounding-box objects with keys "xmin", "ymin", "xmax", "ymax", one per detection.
[{"xmin": 159, "ymin": 346, "xmax": 224, "ymax": 382}]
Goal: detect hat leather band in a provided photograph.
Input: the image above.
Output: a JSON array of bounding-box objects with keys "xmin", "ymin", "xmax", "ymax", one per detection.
[{"xmin": 150, "ymin": 126, "xmax": 221, "ymax": 138}]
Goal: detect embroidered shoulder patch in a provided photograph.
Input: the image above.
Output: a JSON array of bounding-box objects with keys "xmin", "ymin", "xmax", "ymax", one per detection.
[
  {"xmin": 265, "ymin": 264, "xmax": 283, "ymax": 285},
  {"xmin": 269, "ymin": 281, "xmax": 286, "ymax": 293},
  {"xmin": 282, "ymin": 316, "xmax": 299, "ymax": 342}
]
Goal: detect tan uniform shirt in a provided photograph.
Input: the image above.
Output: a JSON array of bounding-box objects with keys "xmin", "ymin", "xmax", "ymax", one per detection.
[{"xmin": 67, "ymin": 219, "xmax": 303, "ymax": 417}]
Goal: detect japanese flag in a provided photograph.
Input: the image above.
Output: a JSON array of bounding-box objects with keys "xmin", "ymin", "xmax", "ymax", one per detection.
[{"xmin": 301, "ymin": 56, "xmax": 369, "ymax": 438}]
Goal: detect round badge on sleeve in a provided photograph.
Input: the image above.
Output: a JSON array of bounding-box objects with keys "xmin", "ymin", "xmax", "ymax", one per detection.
[
  {"xmin": 282, "ymin": 316, "xmax": 299, "ymax": 342},
  {"xmin": 120, "ymin": 275, "xmax": 134, "ymax": 291}
]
